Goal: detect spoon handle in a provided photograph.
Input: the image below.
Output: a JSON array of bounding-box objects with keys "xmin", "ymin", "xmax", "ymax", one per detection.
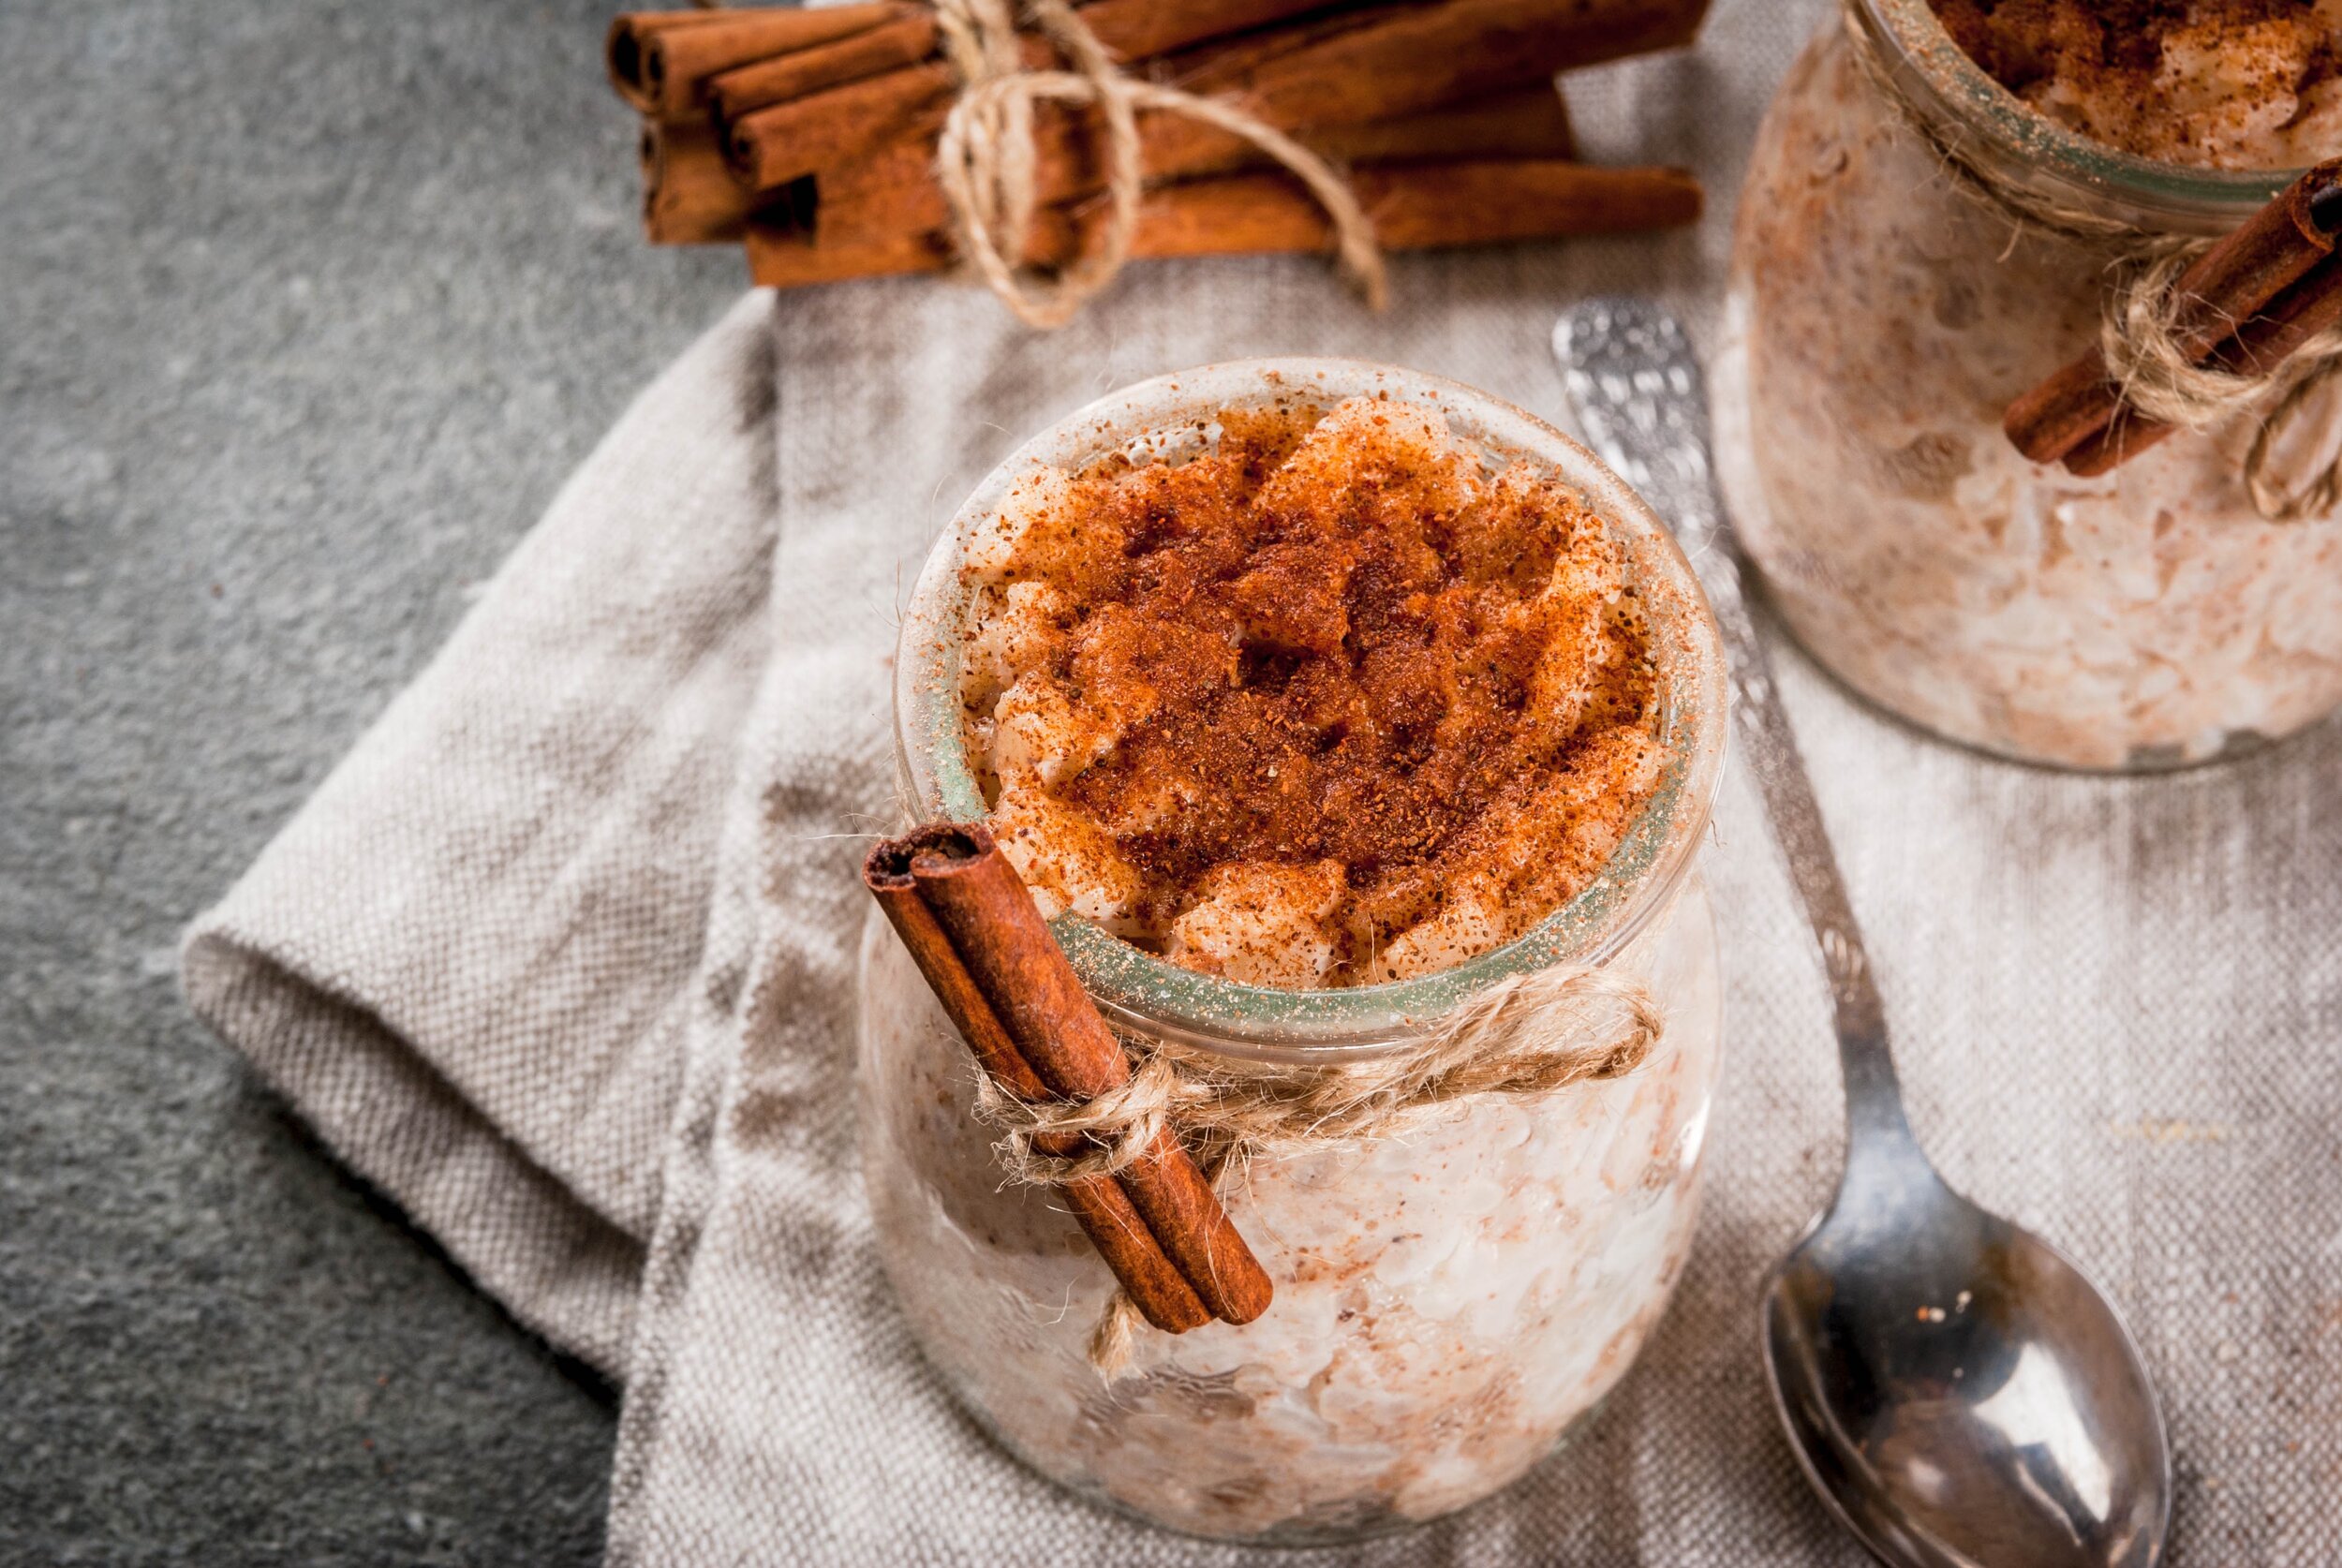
[{"xmin": 1555, "ymin": 301, "xmax": 1907, "ymax": 1147}]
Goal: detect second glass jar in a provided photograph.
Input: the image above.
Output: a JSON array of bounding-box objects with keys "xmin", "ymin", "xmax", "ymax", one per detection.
[{"xmin": 1717, "ymin": 0, "xmax": 2342, "ymax": 770}]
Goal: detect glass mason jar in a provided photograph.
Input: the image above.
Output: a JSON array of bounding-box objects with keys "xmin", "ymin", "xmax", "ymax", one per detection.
[
  {"xmin": 1716, "ymin": 0, "xmax": 2342, "ymax": 770},
  {"xmin": 855, "ymin": 361, "xmax": 1730, "ymax": 1544}
]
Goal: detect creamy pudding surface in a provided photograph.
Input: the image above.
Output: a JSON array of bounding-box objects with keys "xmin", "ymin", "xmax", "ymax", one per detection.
[
  {"xmin": 956, "ymin": 394, "xmax": 1664, "ymax": 987},
  {"xmin": 1933, "ymin": 0, "xmax": 2342, "ymax": 167}
]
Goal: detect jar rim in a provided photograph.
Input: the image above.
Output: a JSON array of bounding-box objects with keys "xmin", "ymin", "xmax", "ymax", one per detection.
[
  {"xmin": 1856, "ymin": 0, "xmax": 2302, "ymax": 234},
  {"xmin": 892, "ymin": 359, "xmax": 1729, "ymax": 1061}
]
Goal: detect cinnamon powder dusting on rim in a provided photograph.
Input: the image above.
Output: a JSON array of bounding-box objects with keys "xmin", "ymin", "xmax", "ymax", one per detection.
[{"xmin": 955, "ymin": 394, "xmax": 1665, "ymax": 990}]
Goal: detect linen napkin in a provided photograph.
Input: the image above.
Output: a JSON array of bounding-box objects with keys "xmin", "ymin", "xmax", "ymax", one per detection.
[{"xmin": 185, "ymin": 3, "xmax": 2341, "ymax": 1561}]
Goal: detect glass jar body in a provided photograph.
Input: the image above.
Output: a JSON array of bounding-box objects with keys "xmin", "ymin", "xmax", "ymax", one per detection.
[
  {"xmin": 1715, "ymin": 23, "xmax": 2342, "ymax": 769},
  {"xmin": 863, "ymin": 358, "xmax": 1732, "ymax": 1543},
  {"xmin": 854, "ymin": 870, "xmax": 1723, "ymax": 1545}
]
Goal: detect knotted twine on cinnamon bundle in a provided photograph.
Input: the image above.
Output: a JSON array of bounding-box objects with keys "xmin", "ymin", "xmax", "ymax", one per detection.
[
  {"xmin": 971, "ymin": 958, "xmax": 1665, "ymax": 1375},
  {"xmin": 928, "ymin": 0, "xmax": 1386, "ymax": 328},
  {"xmin": 1842, "ymin": 0, "xmax": 2342, "ymax": 520}
]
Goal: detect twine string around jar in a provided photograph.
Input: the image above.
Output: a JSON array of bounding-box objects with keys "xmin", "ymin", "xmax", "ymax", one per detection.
[
  {"xmin": 1841, "ymin": 0, "xmax": 2342, "ymax": 521},
  {"xmin": 2096, "ymin": 243, "xmax": 2342, "ymax": 521},
  {"xmin": 965, "ymin": 958, "xmax": 1667, "ymax": 1372},
  {"xmin": 929, "ymin": 0, "xmax": 1387, "ymax": 330}
]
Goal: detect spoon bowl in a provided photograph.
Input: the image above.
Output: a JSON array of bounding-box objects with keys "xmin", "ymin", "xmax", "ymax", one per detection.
[{"xmin": 1763, "ymin": 1146, "xmax": 2170, "ymax": 1567}]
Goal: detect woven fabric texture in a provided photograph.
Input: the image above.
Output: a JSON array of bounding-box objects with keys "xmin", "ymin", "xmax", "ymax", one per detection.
[{"xmin": 184, "ymin": 4, "xmax": 2340, "ymax": 1561}]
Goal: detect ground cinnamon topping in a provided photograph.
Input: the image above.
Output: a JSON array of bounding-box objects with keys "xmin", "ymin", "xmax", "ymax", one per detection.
[
  {"xmin": 956, "ymin": 395, "xmax": 1662, "ymax": 989},
  {"xmin": 1931, "ymin": 0, "xmax": 2342, "ymax": 166}
]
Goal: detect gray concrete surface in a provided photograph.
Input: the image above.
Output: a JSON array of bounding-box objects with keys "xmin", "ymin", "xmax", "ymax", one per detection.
[{"xmin": 0, "ymin": 2, "xmax": 744, "ymax": 1561}]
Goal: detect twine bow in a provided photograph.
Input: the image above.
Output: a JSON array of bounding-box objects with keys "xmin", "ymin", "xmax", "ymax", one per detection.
[
  {"xmin": 929, "ymin": 0, "xmax": 1386, "ymax": 329},
  {"xmin": 964, "ymin": 960, "xmax": 1667, "ymax": 1373},
  {"xmin": 2095, "ymin": 245, "xmax": 2342, "ymax": 521}
]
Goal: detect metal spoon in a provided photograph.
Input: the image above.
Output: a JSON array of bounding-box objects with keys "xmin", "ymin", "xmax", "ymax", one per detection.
[{"xmin": 1556, "ymin": 299, "xmax": 2172, "ymax": 1568}]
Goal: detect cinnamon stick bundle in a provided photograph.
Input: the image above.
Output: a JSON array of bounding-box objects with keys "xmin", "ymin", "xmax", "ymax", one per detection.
[
  {"xmin": 614, "ymin": 2, "xmax": 1706, "ymax": 308},
  {"xmin": 2004, "ymin": 159, "xmax": 2342, "ymax": 476},
  {"xmin": 721, "ymin": 0, "xmax": 1709, "ymax": 197},
  {"xmin": 748, "ymin": 159, "xmax": 1701, "ymax": 290},
  {"xmin": 864, "ymin": 823, "xmax": 1272, "ymax": 1332}
]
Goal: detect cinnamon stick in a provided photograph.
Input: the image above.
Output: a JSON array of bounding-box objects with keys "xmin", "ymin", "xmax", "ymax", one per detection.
[
  {"xmin": 607, "ymin": 3, "xmax": 907, "ymax": 117},
  {"xmin": 707, "ymin": 0, "xmax": 1340, "ymax": 126},
  {"xmin": 706, "ymin": 10, "xmax": 945, "ymax": 125},
  {"xmin": 2220, "ymin": 254, "xmax": 2342, "ymax": 379},
  {"xmin": 866, "ymin": 834, "xmax": 1208, "ymax": 1335},
  {"xmin": 750, "ymin": 225, "xmax": 956, "ymax": 288},
  {"xmin": 604, "ymin": 3, "xmax": 734, "ymax": 115},
  {"xmin": 642, "ymin": 116, "xmax": 758, "ymax": 244},
  {"xmin": 2004, "ymin": 158, "xmax": 2342, "ymax": 471},
  {"xmin": 1299, "ymin": 83, "xmax": 1576, "ymax": 166},
  {"xmin": 1149, "ymin": 158, "xmax": 1697, "ymax": 251},
  {"xmin": 747, "ymin": 159, "xmax": 1701, "ymax": 288},
  {"xmin": 1193, "ymin": 0, "xmax": 1706, "ymax": 132},
  {"xmin": 722, "ymin": 56, "xmax": 975, "ymax": 197},
  {"xmin": 863, "ymin": 824, "xmax": 1269, "ymax": 1328},
  {"xmin": 2057, "ymin": 247, "xmax": 2342, "ymax": 476},
  {"xmin": 722, "ymin": 0, "xmax": 1707, "ymax": 197}
]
